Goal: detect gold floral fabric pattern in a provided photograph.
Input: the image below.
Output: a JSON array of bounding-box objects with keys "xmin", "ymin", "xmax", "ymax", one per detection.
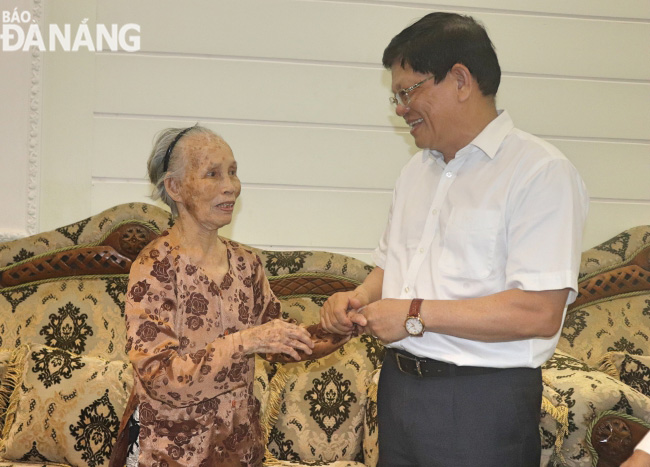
[
  {"xmin": 257, "ymin": 250, "xmax": 373, "ymax": 282},
  {"xmin": 0, "ymin": 349, "xmax": 15, "ymax": 435},
  {"xmin": 0, "ymin": 350, "xmax": 11, "ymax": 395},
  {"xmin": 0, "ymin": 278, "xmax": 130, "ymax": 361},
  {"xmin": 576, "ymin": 226, "xmax": 650, "ymax": 280},
  {"xmin": 266, "ymin": 338, "xmax": 375, "ymax": 464},
  {"xmin": 542, "ymin": 350, "xmax": 650, "ymax": 466},
  {"xmin": 125, "ymin": 234, "xmax": 281, "ymax": 467},
  {"xmin": 0, "ymin": 203, "xmax": 173, "ymax": 269},
  {"xmin": 362, "ymin": 369, "xmax": 380, "ymax": 467},
  {"xmin": 0, "ymin": 344, "xmax": 132, "ymax": 466},
  {"xmin": 598, "ymin": 352, "xmax": 650, "ymax": 397},
  {"xmin": 263, "ymin": 288, "xmax": 382, "ymax": 465},
  {"xmin": 557, "ymin": 294, "xmax": 650, "ymax": 366},
  {"xmin": 539, "ymin": 379, "xmax": 570, "ymax": 466}
]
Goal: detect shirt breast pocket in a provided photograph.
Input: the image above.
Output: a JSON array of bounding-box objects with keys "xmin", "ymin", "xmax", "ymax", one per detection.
[{"xmin": 438, "ymin": 209, "xmax": 500, "ymax": 280}]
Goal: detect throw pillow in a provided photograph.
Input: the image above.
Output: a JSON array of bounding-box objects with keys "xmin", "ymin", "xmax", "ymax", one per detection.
[
  {"xmin": 0, "ymin": 350, "xmax": 11, "ymax": 383},
  {"xmin": 253, "ymin": 355, "xmax": 272, "ymax": 440},
  {"xmin": 362, "ymin": 368, "xmax": 380, "ymax": 467},
  {"xmin": 264, "ymin": 337, "xmax": 376, "ymax": 464},
  {"xmin": 597, "ymin": 352, "xmax": 650, "ymax": 397},
  {"xmin": 0, "ymin": 344, "xmax": 133, "ymax": 466},
  {"xmin": 0, "ymin": 348, "xmax": 24, "ymax": 436}
]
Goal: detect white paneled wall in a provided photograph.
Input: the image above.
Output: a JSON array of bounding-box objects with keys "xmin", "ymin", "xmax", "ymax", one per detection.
[{"xmin": 33, "ymin": 0, "xmax": 649, "ymax": 263}]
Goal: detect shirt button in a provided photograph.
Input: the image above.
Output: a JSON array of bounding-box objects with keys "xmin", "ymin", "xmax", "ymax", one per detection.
[
  {"xmin": 445, "ymin": 172, "xmax": 453, "ymax": 178},
  {"xmin": 432, "ymin": 209, "xmax": 438, "ymax": 215},
  {"xmin": 404, "ymin": 286, "xmax": 410, "ymax": 293},
  {"xmin": 419, "ymin": 248, "xmax": 424, "ymax": 254}
]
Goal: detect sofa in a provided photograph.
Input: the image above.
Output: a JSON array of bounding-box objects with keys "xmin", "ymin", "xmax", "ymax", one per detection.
[{"xmin": 0, "ymin": 202, "xmax": 648, "ymax": 467}]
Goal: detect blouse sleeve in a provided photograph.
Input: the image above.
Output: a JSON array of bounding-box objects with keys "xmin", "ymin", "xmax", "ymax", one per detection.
[
  {"xmin": 125, "ymin": 249, "xmax": 250, "ymax": 408},
  {"xmin": 252, "ymin": 253, "xmax": 282, "ymax": 325}
]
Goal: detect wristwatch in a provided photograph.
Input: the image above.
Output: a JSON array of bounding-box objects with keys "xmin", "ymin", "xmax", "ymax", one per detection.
[{"xmin": 404, "ymin": 298, "xmax": 425, "ymax": 337}]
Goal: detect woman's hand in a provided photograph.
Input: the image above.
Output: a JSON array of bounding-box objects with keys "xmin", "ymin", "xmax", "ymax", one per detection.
[{"xmin": 241, "ymin": 319, "xmax": 314, "ymax": 361}]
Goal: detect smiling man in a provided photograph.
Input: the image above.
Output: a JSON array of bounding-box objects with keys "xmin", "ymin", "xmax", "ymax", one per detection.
[{"xmin": 320, "ymin": 12, "xmax": 590, "ymax": 467}]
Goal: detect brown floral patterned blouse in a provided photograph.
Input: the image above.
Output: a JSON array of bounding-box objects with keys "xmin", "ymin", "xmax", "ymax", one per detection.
[{"xmin": 125, "ymin": 232, "xmax": 280, "ymax": 466}]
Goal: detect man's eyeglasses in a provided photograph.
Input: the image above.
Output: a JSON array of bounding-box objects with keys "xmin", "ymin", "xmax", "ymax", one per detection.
[{"xmin": 389, "ymin": 75, "xmax": 435, "ymax": 107}]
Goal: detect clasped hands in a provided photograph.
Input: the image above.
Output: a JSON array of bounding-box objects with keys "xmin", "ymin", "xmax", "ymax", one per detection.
[
  {"xmin": 251, "ymin": 293, "xmax": 413, "ymax": 363},
  {"xmin": 320, "ymin": 291, "xmax": 412, "ymax": 344}
]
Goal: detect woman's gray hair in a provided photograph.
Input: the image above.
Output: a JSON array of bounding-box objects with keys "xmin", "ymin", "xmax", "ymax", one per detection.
[{"xmin": 147, "ymin": 125, "xmax": 217, "ymax": 217}]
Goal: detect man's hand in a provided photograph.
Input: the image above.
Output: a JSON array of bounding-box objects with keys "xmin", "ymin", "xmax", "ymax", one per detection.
[
  {"xmin": 351, "ymin": 298, "xmax": 411, "ymax": 344},
  {"xmin": 320, "ymin": 290, "xmax": 367, "ymax": 335},
  {"xmin": 320, "ymin": 266, "xmax": 385, "ymax": 335},
  {"xmin": 622, "ymin": 450, "xmax": 650, "ymax": 467}
]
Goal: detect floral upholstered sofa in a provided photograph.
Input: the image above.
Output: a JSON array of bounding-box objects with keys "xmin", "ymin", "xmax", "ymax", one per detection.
[
  {"xmin": 0, "ymin": 202, "xmax": 648, "ymax": 467},
  {"xmin": 0, "ymin": 203, "xmax": 381, "ymax": 467},
  {"xmin": 545, "ymin": 225, "xmax": 650, "ymax": 467}
]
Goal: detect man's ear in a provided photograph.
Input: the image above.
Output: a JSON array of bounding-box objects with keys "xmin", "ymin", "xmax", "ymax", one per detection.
[
  {"xmin": 451, "ymin": 64, "xmax": 473, "ymax": 102},
  {"xmin": 164, "ymin": 177, "xmax": 183, "ymax": 203}
]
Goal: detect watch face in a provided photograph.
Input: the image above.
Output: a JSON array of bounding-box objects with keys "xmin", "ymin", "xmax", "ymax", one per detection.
[{"xmin": 406, "ymin": 317, "xmax": 424, "ymax": 336}]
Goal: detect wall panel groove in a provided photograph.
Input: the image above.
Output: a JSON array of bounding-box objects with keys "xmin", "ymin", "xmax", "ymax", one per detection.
[
  {"xmin": 11, "ymin": 0, "xmax": 643, "ymax": 259},
  {"xmin": 313, "ymin": 0, "xmax": 650, "ymax": 20}
]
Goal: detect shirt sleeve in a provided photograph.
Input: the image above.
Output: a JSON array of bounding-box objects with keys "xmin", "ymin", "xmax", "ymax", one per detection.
[
  {"xmin": 372, "ymin": 185, "xmax": 398, "ymax": 269},
  {"xmin": 125, "ymin": 249, "xmax": 250, "ymax": 408},
  {"xmin": 636, "ymin": 431, "xmax": 650, "ymax": 453},
  {"xmin": 504, "ymin": 156, "xmax": 589, "ymax": 304}
]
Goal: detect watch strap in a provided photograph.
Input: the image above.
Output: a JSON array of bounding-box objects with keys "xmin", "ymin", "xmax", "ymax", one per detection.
[{"xmin": 408, "ymin": 298, "xmax": 423, "ymax": 318}]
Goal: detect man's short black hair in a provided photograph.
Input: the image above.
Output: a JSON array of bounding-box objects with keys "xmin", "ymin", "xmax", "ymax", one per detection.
[{"xmin": 382, "ymin": 12, "xmax": 501, "ymax": 97}]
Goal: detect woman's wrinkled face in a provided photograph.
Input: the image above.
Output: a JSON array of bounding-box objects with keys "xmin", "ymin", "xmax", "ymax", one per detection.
[{"xmin": 174, "ymin": 133, "xmax": 241, "ymax": 231}]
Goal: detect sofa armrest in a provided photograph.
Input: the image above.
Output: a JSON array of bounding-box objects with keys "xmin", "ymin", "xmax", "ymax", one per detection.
[{"xmin": 588, "ymin": 412, "xmax": 650, "ymax": 467}]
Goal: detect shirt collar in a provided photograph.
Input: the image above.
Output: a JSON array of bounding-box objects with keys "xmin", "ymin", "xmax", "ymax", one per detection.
[
  {"xmin": 468, "ymin": 109, "xmax": 513, "ymax": 159},
  {"xmin": 424, "ymin": 110, "xmax": 513, "ymax": 162}
]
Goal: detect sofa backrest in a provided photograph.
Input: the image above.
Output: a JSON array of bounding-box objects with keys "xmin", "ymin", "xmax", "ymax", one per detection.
[
  {"xmin": 559, "ymin": 225, "xmax": 650, "ymax": 365},
  {"xmin": 0, "ymin": 203, "xmax": 175, "ymax": 360}
]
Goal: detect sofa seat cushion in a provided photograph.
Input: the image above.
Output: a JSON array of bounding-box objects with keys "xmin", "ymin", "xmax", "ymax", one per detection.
[
  {"xmin": 542, "ymin": 350, "xmax": 650, "ymax": 467},
  {"xmin": 0, "ymin": 344, "xmax": 133, "ymax": 466}
]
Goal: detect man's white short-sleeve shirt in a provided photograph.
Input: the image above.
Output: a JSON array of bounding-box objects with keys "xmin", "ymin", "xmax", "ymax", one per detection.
[{"xmin": 372, "ymin": 110, "xmax": 589, "ymax": 368}]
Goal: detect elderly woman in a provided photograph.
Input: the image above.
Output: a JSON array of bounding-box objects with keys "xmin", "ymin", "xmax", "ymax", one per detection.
[{"xmin": 115, "ymin": 125, "xmax": 314, "ymax": 467}]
